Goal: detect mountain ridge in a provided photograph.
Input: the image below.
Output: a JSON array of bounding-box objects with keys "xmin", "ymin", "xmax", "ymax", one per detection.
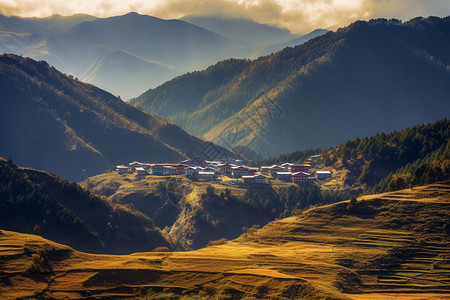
[
  {"xmin": 132, "ymin": 16, "xmax": 450, "ymax": 158},
  {"xmin": 0, "ymin": 54, "xmax": 233, "ymax": 181},
  {"xmin": 1, "ymin": 12, "xmax": 324, "ymax": 99}
]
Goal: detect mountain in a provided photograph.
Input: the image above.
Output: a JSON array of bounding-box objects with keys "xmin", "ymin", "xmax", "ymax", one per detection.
[
  {"xmin": 260, "ymin": 29, "xmax": 329, "ymax": 56},
  {"xmin": 59, "ymin": 12, "xmax": 248, "ymax": 69},
  {"xmin": 1, "ymin": 12, "xmax": 322, "ymax": 100},
  {"xmin": 1, "ymin": 180, "xmax": 449, "ymax": 298},
  {"xmin": 318, "ymin": 119, "xmax": 450, "ymax": 193},
  {"xmin": 0, "ymin": 14, "xmax": 95, "ymax": 73},
  {"xmin": 0, "ymin": 13, "xmax": 96, "ymax": 35},
  {"xmin": 181, "ymin": 15, "xmax": 298, "ymax": 45},
  {"xmin": 81, "ymin": 50, "xmax": 178, "ymax": 99},
  {"xmin": 0, "ymin": 54, "xmax": 234, "ymax": 181},
  {"xmin": 132, "ymin": 17, "xmax": 450, "ymax": 158},
  {"xmin": 0, "ymin": 157, "xmax": 171, "ymax": 254},
  {"xmin": 0, "ymin": 12, "xmax": 252, "ymax": 99},
  {"xmin": 258, "ymin": 119, "xmax": 450, "ymax": 193},
  {"xmin": 0, "ymin": 12, "xmax": 324, "ymax": 100}
]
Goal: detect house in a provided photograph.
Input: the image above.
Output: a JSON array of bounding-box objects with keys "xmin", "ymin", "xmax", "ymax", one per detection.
[
  {"xmin": 128, "ymin": 161, "xmax": 145, "ymax": 169},
  {"xmin": 260, "ymin": 166, "xmax": 271, "ymax": 174},
  {"xmin": 291, "ymin": 171, "xmax": 311, "ymax": 183},
  {"xmin": 248, "ymin": 167, "xmax": 260, "ymax": 175},
  {"xmin": 254, "ymin": 174, "xmax": 267, "ymax": 184},
  {"xmin": 260, "ymin": 165, "xmax": 282, "ymax": 174},
  {"xmin": 157, "ymin": 164, "xmax": 185, "ymax": 175},
  {"xmin": 185, "ymin": 166, "xmax": 201, "ymax": 176},
  {"xmin": 162, "ymin": 166, "xmax": 173, "ymax": 175},
  {"xmin": 280, "ymin": 163, "xmax": 293, "ymax": 171},
  {"xmin": 242, "ymin": 175, "xmax": 255, "ymax": 184},
  {"xmin": 276, "ymin": 171, "xmax": 292, "ymax": 182},
  {"xmin": 291, "ymin": 164, "xmax": 311, "ymax": 173},
  {"xmin": 198, "ymin": 171, "xmax": 216, "ymax": 181},
  {"xmin": 317, "ymin": 170, "xmax": 332, "ymax": 180},
  {"xmin": 217, "ymin": 162, "xmax": 234, "ymax": 174},
  {"xmin": 309, "ymin": 155, "xmax": 320, "ymax": 162},
  {"xmin": 171, "ymin": 164, "xmax": 186, "ymax": 175},
  {"xmin": 150, "ymin": 164, "xmax": 164, "ymax": 175},
  {"xmin": 135, "ymin": 167, "xmax": 148, "ymax": 176},
  {"xmin": 231, "ymin": 165, "xmax": 250, "ymax": 178},
  {"xmin": 243, "ymin": 174, "xmax": 266, "ymax": 184},
  {"xmin": 116, "ymin": 165, "xmax": 130, "ymax": 174},
  {"xmin": 203, "ymin": 166, "xmax": 217, "ymax": 173}
]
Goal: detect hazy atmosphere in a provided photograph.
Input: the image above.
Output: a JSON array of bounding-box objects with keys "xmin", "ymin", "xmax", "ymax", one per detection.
[
  {"xmin": 0, "ymin": 0, "xmax": 449, "ymax": 299},
  {"xmin": 1, "ymin": 0, "xmax": 450, "ymax": 33}
]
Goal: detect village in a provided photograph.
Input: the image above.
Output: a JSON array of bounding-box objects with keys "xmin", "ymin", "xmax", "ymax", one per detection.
[{"xmin": 115, "ymin": 155, "xmax": 332, "ymax": 185}]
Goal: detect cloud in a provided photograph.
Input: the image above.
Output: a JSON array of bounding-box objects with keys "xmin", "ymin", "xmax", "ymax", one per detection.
[{"xmin": 0, "ymin": 0, "xmax": 449, "ymax": 34}]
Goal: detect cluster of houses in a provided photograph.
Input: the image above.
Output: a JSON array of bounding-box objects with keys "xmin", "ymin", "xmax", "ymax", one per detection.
[{"xmin": 116, "ymin": 156, "xmax": 332, "ymax": 185}]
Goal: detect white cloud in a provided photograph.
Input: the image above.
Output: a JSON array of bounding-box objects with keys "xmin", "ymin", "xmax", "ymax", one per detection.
[{"xmin": 0, "ymin": 0, "xmax": 449, "ymax": 34}]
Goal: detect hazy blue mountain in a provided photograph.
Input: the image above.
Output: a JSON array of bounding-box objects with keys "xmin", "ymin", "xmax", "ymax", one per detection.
[
  {"xmin": 261, "ymin": 29, "xmax": 329, "ymax": 55},
  {"xmin": 81, "ymin": 50, "xmax": 178, "ymax": 99},
  {"xmin": 0, "ymin": 14, "xmax": 94, "ymax": 73},
  {"xmin": 0, "ymin": 12, "xmax": 327, "ymax": 100},
  {"xmin": 0, "ymin": 14, "xmax": 96, "ymax": 35},
  {"xmin": 0, "ymin": 54, "xmax": 234, "ymax": 181},
  {"xmin": 59, "ymin": 12, "xmax": 248, "ymax": 68},
  {"xmin": 132, "ymin": 17, "xmax": 450, "ymax": 158},
  {"xmin": 181, "ymin": 15, "xmax": 298, "ymax": 45}
]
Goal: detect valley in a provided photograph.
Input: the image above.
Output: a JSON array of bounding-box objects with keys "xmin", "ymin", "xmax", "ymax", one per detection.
[
  {"xmin": 0, "ymin": 181, "xmax": 449, "ymax": 299},
  {"xmin": 1, "ymin": 4, "xmax": 450, "ymax": 299}
]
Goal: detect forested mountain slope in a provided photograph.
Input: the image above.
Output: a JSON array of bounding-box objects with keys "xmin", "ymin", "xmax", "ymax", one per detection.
[
  {"xmin": 132, "ymin": 17, "xmax": 450, "ymax": 158},
  {"xmin": 0, "ymin": 54, "xmax": 233, "ymax": 181},
  {"xmin": 259, "ymin": 119, "xmax": 450, "ymax": 194},
  {"xmin": 0, "ymin": 158, "xmax": 171, "ymax": 254}
]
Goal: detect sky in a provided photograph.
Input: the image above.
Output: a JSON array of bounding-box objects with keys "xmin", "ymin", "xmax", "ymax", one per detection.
[{"xmin": 0, "ymin": 0, "xmax": 449, "ymax": 34}]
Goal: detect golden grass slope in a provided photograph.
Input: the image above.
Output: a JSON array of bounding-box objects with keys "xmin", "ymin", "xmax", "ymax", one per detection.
[{"xmin": 1, "ymin": 181, "xmax": 449, "ymax": 299}]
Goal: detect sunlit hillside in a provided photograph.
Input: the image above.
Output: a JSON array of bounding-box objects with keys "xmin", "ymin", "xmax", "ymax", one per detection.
[{"xmin": 1, "ymin": 181, "xmax": 449, "ymax": 299}]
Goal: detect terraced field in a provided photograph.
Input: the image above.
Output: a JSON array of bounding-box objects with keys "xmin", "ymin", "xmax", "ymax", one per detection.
[{"xmin": 0, "ymin": 181, "xmax": 449, "ymax": 299}]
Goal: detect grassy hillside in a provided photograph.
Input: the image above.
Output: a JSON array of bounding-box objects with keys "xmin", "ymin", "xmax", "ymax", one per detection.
[
  {"xmin": 132, "ymin": 16, "xmax": 450, "ymax": 158},
  {"xmin": 180, "ymin": 15, "xmax": 298, "ymax": 46},
  {"xmin": 0, "ymin": 157, "xmax": 171, "ymax": 254},
  {"xmin": 0, "ymin": 54, "xmax": 233, "ymax": 180},
  {"xmin": 81, "ymin": 171, "xmax": 351, "ymax": 250},
  {"xmin": 1, "ymin": 181, "xmax": 449, "ymax": 299}
]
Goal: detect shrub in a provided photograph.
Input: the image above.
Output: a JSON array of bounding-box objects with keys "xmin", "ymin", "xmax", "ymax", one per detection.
[
  {"xmin": 207, "ymin": 238, "xmax": 227, "ymax": 246},
  {"xmin": 153, "ymin": 247, "xmax": 170, "ymax": 252}
]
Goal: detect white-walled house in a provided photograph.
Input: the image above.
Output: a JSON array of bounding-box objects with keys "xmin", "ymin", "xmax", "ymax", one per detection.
[
  {"xmin": 135, "ymin": 167, "xmax": 148, "ymax": 176},
  {"xmin": 116, "ymin": 165, "xmax": 130, "ymax": 174},
  {"xmin": 317, "ymin": 170, "xmax": 332, "ymax": 180}
]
